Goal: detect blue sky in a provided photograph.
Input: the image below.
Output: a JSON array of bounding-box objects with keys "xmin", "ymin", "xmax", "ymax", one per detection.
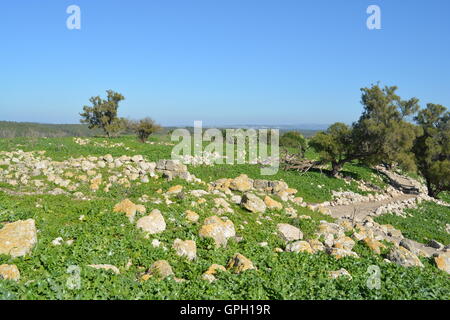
[{"xmin": 0, "ymin": 0, "xmax": 449, "ymax": 126}]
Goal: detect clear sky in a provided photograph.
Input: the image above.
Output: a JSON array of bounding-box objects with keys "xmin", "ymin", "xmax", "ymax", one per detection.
[{"xmin": 1, "ymin": 0, "xmax": 449, "ymax": 126}]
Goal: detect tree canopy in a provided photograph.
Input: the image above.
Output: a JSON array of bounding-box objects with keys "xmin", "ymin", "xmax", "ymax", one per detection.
[{"xmin": 80, "ymin": 90, "xmax": 125, "ymax": 138}]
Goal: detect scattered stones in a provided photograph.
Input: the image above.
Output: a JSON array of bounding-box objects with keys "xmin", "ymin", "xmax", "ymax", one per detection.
[
  {"xmin": 185, "ymin": 210, "xmax": 200, "ymax": 223},
  {"xmin": 434, "ymin": 251, "xmax": 450, "ymax": 274},
  {"xmin": 277, "ymin": 223, "xmax": 303, "ymax": 242},
  {"xmin": 264, "ymin": 196, "xmax": 282, "ymax": 210},
  {"xmin": 199, "ymin": 216, "xmax": 236, "ymax": 247},
  {"xmin": 363, "ymin": 237, "xmax": 386, "ymax": 254},
  {"xmin": 329, "ymin": 268, "xmax": 352, "ymax": 280},
  {"xmin": 0, "ymin": 219, "xmax": 37, "ymax": 258},
  {"xmin": 241, "ymin": 193, "xmax": 266, "ymax": 213},
  {"xmin": 229, "ymin": 174, "xmax": 253, "ymax": 192},
  {"xmin": 0, "ymin": 264, "xmax": 20, "ymax": 281},
  {"xmin": 202, "ymin": 264, "xmax": 226, "ymax": 282},
  {"xmin": 308, "ymin": 239, "xmax": 325, "ymax": 253},
  {"xmin": 136, "ymin": 209, "xmax": 166, "ymax": 235},
  {"xmin": 172, "ymin": 239, "xmax": 197, "ymax": 261},
  {"xmin": 326, "ymin": 247, "xmax": 359, "ymax": 259},
  {"xmin": 87, "ymin": 264, "xmax": 120, "ymax": 274},
  {"xmin": 226, "ymin": 253, "xmax": 256, "ymax": 273},
  {"xmin": 285, "ymin": 241, "xmax": 313, "ymax": 253},
  {"xmin": 113, "ymin": 199, "xmax": 146, "ymax": 222},
  {"xmin": 167, "ymin": 185, "xmax": 183, "ymax": 195},
  {"xmin": 387, "ymin": 246, "xmax": 424, "ymax": 268},
  {"xmin": 333, "ymin": 236, "xmax": 355, "ymax": 251},
  {"xmin": 145, "ymin": 260, "xmax": 174, "ymax": 279}
]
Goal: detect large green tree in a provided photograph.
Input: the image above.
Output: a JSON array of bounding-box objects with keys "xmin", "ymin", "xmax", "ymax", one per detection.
[
  {"xmin": 80, "ymin": 90, "xmax": 125, "ymax": 137},
  {"xmin": 309, "ymin": 123, "xmax": 354, "ymax": 176},
  {"xmin": 413, "ymin": 103, "xmax": 450, "ymax": 198},
  {"xmin": 310, "ymin": 84, "xmax": 420, "ymax": 176}
]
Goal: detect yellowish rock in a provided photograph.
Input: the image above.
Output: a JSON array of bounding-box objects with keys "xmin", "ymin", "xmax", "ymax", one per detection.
[
  {"xmin": 363, "ymin": 237, "xmax": 386, "ymax": 254},
  {"xmin": 434, "ymin": 251, "xmax": 450, "ymax": 274},
  {"xmin": 167, "ymin": 185, "xmax": 183, "ymax": 194},
  {"xmin": 229, "ymin": 174, "xmax": 253, "ymax": 192},
  {"xmin": 264, "ymin": 196, "xmax": 282, "ymax": 210},
  {"xmin": 226, "ymin": 253, "xmax": 256, "ymax": 273},
  {"xmin": 0, "ymin": 264, "xmax": 20, "ymax": 281},
  {"xmin": 0, "ymin": 219, "xmax": 37, "ymax": 258},
  {"xmin": 185, "ymin": 210, "xmax": 200, "ymax": 223},
  {"xmin": 113, "ymin": 199, "xmax": 146, "ymax": 222}
]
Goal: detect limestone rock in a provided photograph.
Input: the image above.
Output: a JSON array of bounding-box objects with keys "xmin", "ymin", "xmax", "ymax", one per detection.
[
  {"xmin": 0, "ymin": 264, "xmax": 20, "ymax": 281},
  {"xmin": 199, "ymin": 216, "xmax": 235, "ymax": 247},
  {"xmin": 264, "ymin": 196, "xmax": 282, "ymax": 210},
  {"xmin": 363, "ymin": 237, "xmax": 386, "ymax": 254},
  {"xmin": 202, "ymin": 264, "xmax": 226, "ymax": 282},
  {"xmin": 285, "ymin": 241, "xmax": 313, "ymax": 253},
  {"xmin": 87, "ymin": 264, "xmax": 120, "ymax": 274},
  {"xmin": 277, "ymin": 223, "xmax": 302, "ymax": 242},
  {"xmin": 136, "ymin": 209, "xmax": 166, "ymax": 235},
  {"xmin": 241, "ymin": 193, "xmax": 266, "ymax": 213},
  {"xmin": 329, "ymin": 268, "xmax": 352, "ymax": 280},
  {"xmin": 185, "ymin": 210, "xmax": 199, "ymax": 223},
  {"xmin": 172, "ymin": 239, "xmax": 196, "ymax": 261},
  {"xmin": 229, "ymin": 174, "xmax": 253, "ymax": 192},
  {"xmin": 113, "ymin": 199, "xmax": 146, "ymax": 222},
  {"xmin": 0, "ymin": 219, "xmax": 37, "ymax": 258},
  {"xmin": 146, "ymin": 260, "xmax": 174, "ymax": 279},
  {"xmin": 387, "ymin": 246, "xmax": 424, "ymax": 268},
  {"xmin": 226, "ymin": 253, "xmax": 256, "ymax": 273},
  {"xmin": 434, "ymin": 251, "xmax": 450, "ymax": 274}
]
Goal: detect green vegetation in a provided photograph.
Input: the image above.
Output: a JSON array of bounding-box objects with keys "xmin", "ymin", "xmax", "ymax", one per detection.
[
  {"xmin": 127, "ymin": 117, "xmax": 162, "ymax": 143},
  {"xmin": 413, "ymin": 103, "xmax": 450, "ymax": 198},
  {"xmin": 0, "ymin": 121, "xmax": 102, "ymax": 138},
  {"xmin": 375, "ymin": 202, "xmax": 450, "ymax": 245},
  {"xmin": 79, "ymin": 90, "xmax": 126, "ymax": 138}
]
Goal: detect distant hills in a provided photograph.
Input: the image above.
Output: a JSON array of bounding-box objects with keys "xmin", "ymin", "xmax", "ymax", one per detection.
[
  {"xmin": 0, "ymin": 121, "xmax": 326, "ymax": 138},
  {"xmin": 0, "ymin": 121, "xmax": 102, "ymax": 138}
]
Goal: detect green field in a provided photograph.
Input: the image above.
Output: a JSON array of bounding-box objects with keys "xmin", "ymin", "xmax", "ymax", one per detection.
[{"xmin": 0, "ymin": 135, "xmax": 449, "ymax": 300}]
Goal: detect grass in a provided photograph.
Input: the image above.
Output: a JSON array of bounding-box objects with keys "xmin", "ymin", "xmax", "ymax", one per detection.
[
  {"xmin": 0, "ymin": 135, "xmax": 449, "ymax": 300},
  {"xmin": 375, "ymin": 202, "xmax": 450, "ymax": 246}
]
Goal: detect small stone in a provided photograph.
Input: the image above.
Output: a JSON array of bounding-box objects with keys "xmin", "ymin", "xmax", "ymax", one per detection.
[
  {"xmin": 0, "ymin": 264, "xmax": 20, "ymax": 281},
  {"xmin": 136, "ymin": 209, "xmax": 166, "ymax": 235},
  {"xmin": 434, "ymin": 251, "xmax": 450, "ymax": 274},
  {"xmin": 172, "ymin": 239, "xmax": 196, "ymax": 261},
  {"xmin": 226, "ymin": 253, "xmax": 256, "ymax": 273},
  {"xmin": 363, "ymin": 237, "xmax": 386, "ymax": 254},
  {"xmin": 241, "ymin": 193, "xmax": 266, "ymax": 213},
  {"xmin": 229, "ymin": 174, "xmax": 253, "ymax": 192},
  {"xmin": 285, "ymin": 241, "xmax": 313, "ymax": 253},
  {"xmin": 0, "ymin": 219, "xmax": 37, "ymax": 258},
  {"xmin": 277, "ymin": 223, "xmax": 302, "ymax": 242},
  {"xmin": 264, "ymin": 196, "xmax": 282, "ymax": 210},
  {"xmin": 185, "ymin": 210, "xmax": 200, "ymax": 223},
  {"xmin": 387, "ymin": 246, "xmax": 424, "ymax": 268},
  {"xmin": 329, "ymin": 268, "xmax": 352, "ymax": 280},
  {"xmin": 167, "ymin": 185, "xmax": 183, "ymax": 194},
  {"xmin": 87, "ymin": 264, "xmax": 120, "ymax": 274},
  {"xmin": 202, "ymin": 264, "xmax": 226, "ymax": 282},
  {"xmin": 113, "ymin": 199, "xmax": 146, "ymax": 222},
  {"xmin": 199, "ymin": 216, "xmax": 236, "ymax": 247},
  {"xmin": 145, "ymin": 260, "xmax": 174, "ymax": 279}
]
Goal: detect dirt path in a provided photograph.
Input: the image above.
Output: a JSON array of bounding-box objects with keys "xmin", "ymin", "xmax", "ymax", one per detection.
[
  {"xmin": 324, "ymin": 194, "xmax": 441, "ymax": 257},
  {"xmin": 325, "ymin": 194, "xmax": 417, "ymax": 220}
]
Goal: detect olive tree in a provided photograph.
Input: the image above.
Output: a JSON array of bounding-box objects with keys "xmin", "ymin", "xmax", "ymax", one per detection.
[{"xmin": 80, "ymin": 90, "xmax": 125, "ymax": 137}]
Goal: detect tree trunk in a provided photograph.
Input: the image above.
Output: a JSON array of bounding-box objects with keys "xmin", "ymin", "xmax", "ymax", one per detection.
[{"xmin": 331, "ymin": 161, "xmax": 343, "ymax": 177}]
